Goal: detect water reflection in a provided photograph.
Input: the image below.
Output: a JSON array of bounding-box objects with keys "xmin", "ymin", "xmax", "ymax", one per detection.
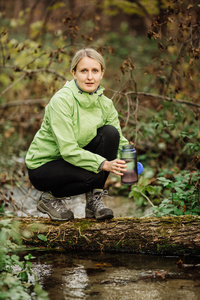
[
  {"xmin": 62, "ymin": 265, "xmax": 89, "ymax": 299},
  {"xmin": 32, "ymin": 252, "xmax": 200, "ymax": 300}
]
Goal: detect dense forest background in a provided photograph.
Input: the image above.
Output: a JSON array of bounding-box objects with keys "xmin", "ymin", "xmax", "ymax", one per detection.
[{"xmin": 0, "ymin": 0, "xmax": 199, "ymax": 216}]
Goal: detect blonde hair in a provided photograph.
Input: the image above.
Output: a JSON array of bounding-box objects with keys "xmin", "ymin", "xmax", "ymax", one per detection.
[{"xmin": 70, "ymin": 48, "xmax": 105, "ymax": 73}]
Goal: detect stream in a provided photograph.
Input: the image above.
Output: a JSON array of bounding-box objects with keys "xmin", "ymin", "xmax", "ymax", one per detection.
[
  {"xmin": 32, "ymin": 251, "xmax": 200, "ymax": 300},
  {"xmin": 3, "ymin": 187, "xmax": 200, "ymax": 299}
]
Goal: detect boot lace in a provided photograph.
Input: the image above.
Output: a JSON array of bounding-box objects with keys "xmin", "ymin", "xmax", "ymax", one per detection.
[
  {"xmin": 51, "ymin": 199, "xmax": 70, "ymax": 213},
  {"xmin": 91, "ymin": 190, "xmax": 109, "ymax": 211}
]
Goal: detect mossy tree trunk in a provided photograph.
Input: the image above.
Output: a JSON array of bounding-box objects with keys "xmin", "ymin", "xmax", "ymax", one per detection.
[{"xmin": 4, "ymin": 215, "xmax": 200, "ymax": 256}]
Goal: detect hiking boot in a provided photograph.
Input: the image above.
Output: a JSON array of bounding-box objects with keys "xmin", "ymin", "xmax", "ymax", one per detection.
[
  {"xmin": 85, "ymin": 189, "xmax": 114, "ymax": 220},
  {"xmin": 37, "ymin": 192, "xmax": 74, "ymax": 221}
]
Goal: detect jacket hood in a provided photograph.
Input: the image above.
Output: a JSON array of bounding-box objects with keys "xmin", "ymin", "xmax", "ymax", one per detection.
[{"xmin": 63, "ymin": 79, "xmax": 104, "ymax": 108}]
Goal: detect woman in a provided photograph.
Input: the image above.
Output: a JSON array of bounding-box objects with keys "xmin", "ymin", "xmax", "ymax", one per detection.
[{"xmin": 26, "ymin": 48, "xmax": 128, "ymax": 221}]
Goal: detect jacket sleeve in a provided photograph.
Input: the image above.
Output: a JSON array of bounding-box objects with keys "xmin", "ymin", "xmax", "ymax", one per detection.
[
  {"xmin": 49, "ymin": 91, "xmax": 105, "ymax": 173},
  {"xmin": 104, "ymin": 100, "xmax": 129, "ymax": 158}
]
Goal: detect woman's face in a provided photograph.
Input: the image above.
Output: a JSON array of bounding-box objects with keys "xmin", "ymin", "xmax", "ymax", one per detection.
[{"xmin": 72, "ymin": 56, "xmax": 104, "ymax": 93}]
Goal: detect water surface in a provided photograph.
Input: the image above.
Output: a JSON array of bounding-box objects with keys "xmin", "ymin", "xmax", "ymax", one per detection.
[{"xmin": 32, "ymin": 251, "xmax": 200, "ymax": 300}]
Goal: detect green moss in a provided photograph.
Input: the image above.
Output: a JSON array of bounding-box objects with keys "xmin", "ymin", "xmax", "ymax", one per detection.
[
  {"xmin": 74, "ymin": 219, "xmax": 92, "ymax": 232},
  {"xmin": 27, "ymin": 223, "xmax": 48, "ymax": 233}
]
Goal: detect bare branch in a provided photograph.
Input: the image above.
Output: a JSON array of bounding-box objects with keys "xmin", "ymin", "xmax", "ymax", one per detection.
[
  {"xmin": 24, "ymin": 68, "xmax": 67, "ymax": 81},
  {"xmin": 0, "ymin": 68, "xmax": 67, "ymax": 98},
  {"xmin": 134, "ymin": 94, "xmax": 139, "ymax": 143},
  {"xmin": 0, "ymin": 74, "xmax": 26, "ymax": 97},
  {"xmin": 125, "ymin": 93, "xmax": 131, "ymax": 126},
  {"xmin": 0, "ymin": 37, "xmax": 6, "ymax": 66},
  {"xmin": 1, "ymin": 90, "xmax": 199, "ymax": 111},
  {"xmin": 108, "ymin": 89, "xmax": 200, "ymax": 109},
  {"xmin": 0, "ymin": 98, "xmax": 48, "ymax": 109}
]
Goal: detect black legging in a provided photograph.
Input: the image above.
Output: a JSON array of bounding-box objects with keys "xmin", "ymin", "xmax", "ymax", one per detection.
[{"xmin": 27, "ymin": 125, "xmax": 120, "ymax": 197}]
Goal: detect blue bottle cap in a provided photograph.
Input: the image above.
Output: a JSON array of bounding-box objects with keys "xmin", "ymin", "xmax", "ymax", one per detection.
[{"xmin": 137, "ymin": 162, "xmax": 143, "ymax": 175}]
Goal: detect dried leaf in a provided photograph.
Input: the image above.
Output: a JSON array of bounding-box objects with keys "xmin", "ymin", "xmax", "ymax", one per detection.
[
  {"xmin": 4, "ymin": 127, "xmax": 15, "ymax": 139},
  {"xmin": 147, "ymin": 30, "xmax": 158, "ymax": 40},
  {"xmin": 120, "ymin": 65, "xmax": 125, "ymax": 75},
  {"xmin": 187, "ymin": 4, "xmax": 193, "ymax": 9},
  {"xmin": 158, "ymin": 42, "xmax": 164, "ymax": 50}
]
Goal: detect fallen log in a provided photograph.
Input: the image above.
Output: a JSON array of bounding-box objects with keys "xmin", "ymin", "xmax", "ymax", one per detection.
[{"xmin": 3, "ymin": 215, "xmax": 200, "ymax": 256}]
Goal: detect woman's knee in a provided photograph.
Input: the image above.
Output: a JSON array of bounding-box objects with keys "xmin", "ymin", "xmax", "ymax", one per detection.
[{"xmin": 98, "ymin": 125, "xmax": 120, "ymax": 141}]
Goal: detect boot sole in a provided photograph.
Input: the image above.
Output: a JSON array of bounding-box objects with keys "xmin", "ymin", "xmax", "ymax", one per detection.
[
  {"xmin": 37, "ymin": 204, "xmax": 74, "ymax": 221},
  {"xmin": 85, "ymin": 208, "xmax": 114, "ymax": 220}
]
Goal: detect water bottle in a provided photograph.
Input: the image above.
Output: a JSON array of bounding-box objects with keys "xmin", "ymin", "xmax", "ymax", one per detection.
[{"xmin": 120, "ymin": 145, "xmax": 143, "ymax": 185}]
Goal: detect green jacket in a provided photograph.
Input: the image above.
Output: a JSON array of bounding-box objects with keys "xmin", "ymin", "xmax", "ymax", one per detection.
[{"xmin": 25, "ymin": 80, "xmax": 128, "ymax": 173}]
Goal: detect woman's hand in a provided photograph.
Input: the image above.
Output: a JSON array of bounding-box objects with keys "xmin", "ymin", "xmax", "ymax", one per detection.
[{"xmin": 102, "ymin": 159, "xmax": 127, "ymax": 176}]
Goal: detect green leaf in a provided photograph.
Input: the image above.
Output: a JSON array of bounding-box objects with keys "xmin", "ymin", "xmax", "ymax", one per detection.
[
  {"xmin": 0, "ymin": 219, "xmax": 12, "ymax": 227},
  {"xmin": 0, "ymin": 203, "xmax": 5, "ymax": 213},
  {"xmin": 157, "ymin": 177, "xmax": 172, "ymax": 187},
  {"xmin": 24, "ymin": 253, "xmax": 35, "ymax": 261},
  {"xmin": 129, "ymin": 190, "xmax": 141, "ymax": 198},
  {"xmin": 38, "ymin": 234, "xmax": 47, "ymax": 242},
  {"xmin": 11, "ymin": 254, "xmax": 20, "ymax": 265},
  {"xmin": 146, "ymin": 185, "xmax": 156, "ymax": 194},
  {"xmin": 26, "ymin": 261, "xmax": 32, "ymax": 268},
  {"xmin": 21, "ymin": 271, "xmax": 28, "ymax": 282},
  {"xmin": 34, "ymin": 282, "xmax": 49, "ymax": 300}
]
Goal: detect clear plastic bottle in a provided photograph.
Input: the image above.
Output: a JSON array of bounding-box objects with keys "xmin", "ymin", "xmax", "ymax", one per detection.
[{"xmin": 120, "ymin": 145, "xmax": 139, "ymax": 185}]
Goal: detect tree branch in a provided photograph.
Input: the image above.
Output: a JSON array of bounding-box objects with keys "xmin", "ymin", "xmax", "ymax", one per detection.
[
  {"xmin": 0, "ymin": 98, "xmax": 48, "ymax": 109},
  {"xmin": 1, "ymin": 90, "xmax": 199, "ymax": 111},
  {"xmin": 108, "ymin": 89, "xmax": 200, "ymax": 109},
  {"xmin": 0, "ymin": 74, "xmax": 26, "ymax": 97},
  {"xmin": 24, "ymin": 68, "xmax": 67, "ymax": 81},
  {"xmin": 0, "ymin": 68, "xmax": 67, "ymax": 98}
]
